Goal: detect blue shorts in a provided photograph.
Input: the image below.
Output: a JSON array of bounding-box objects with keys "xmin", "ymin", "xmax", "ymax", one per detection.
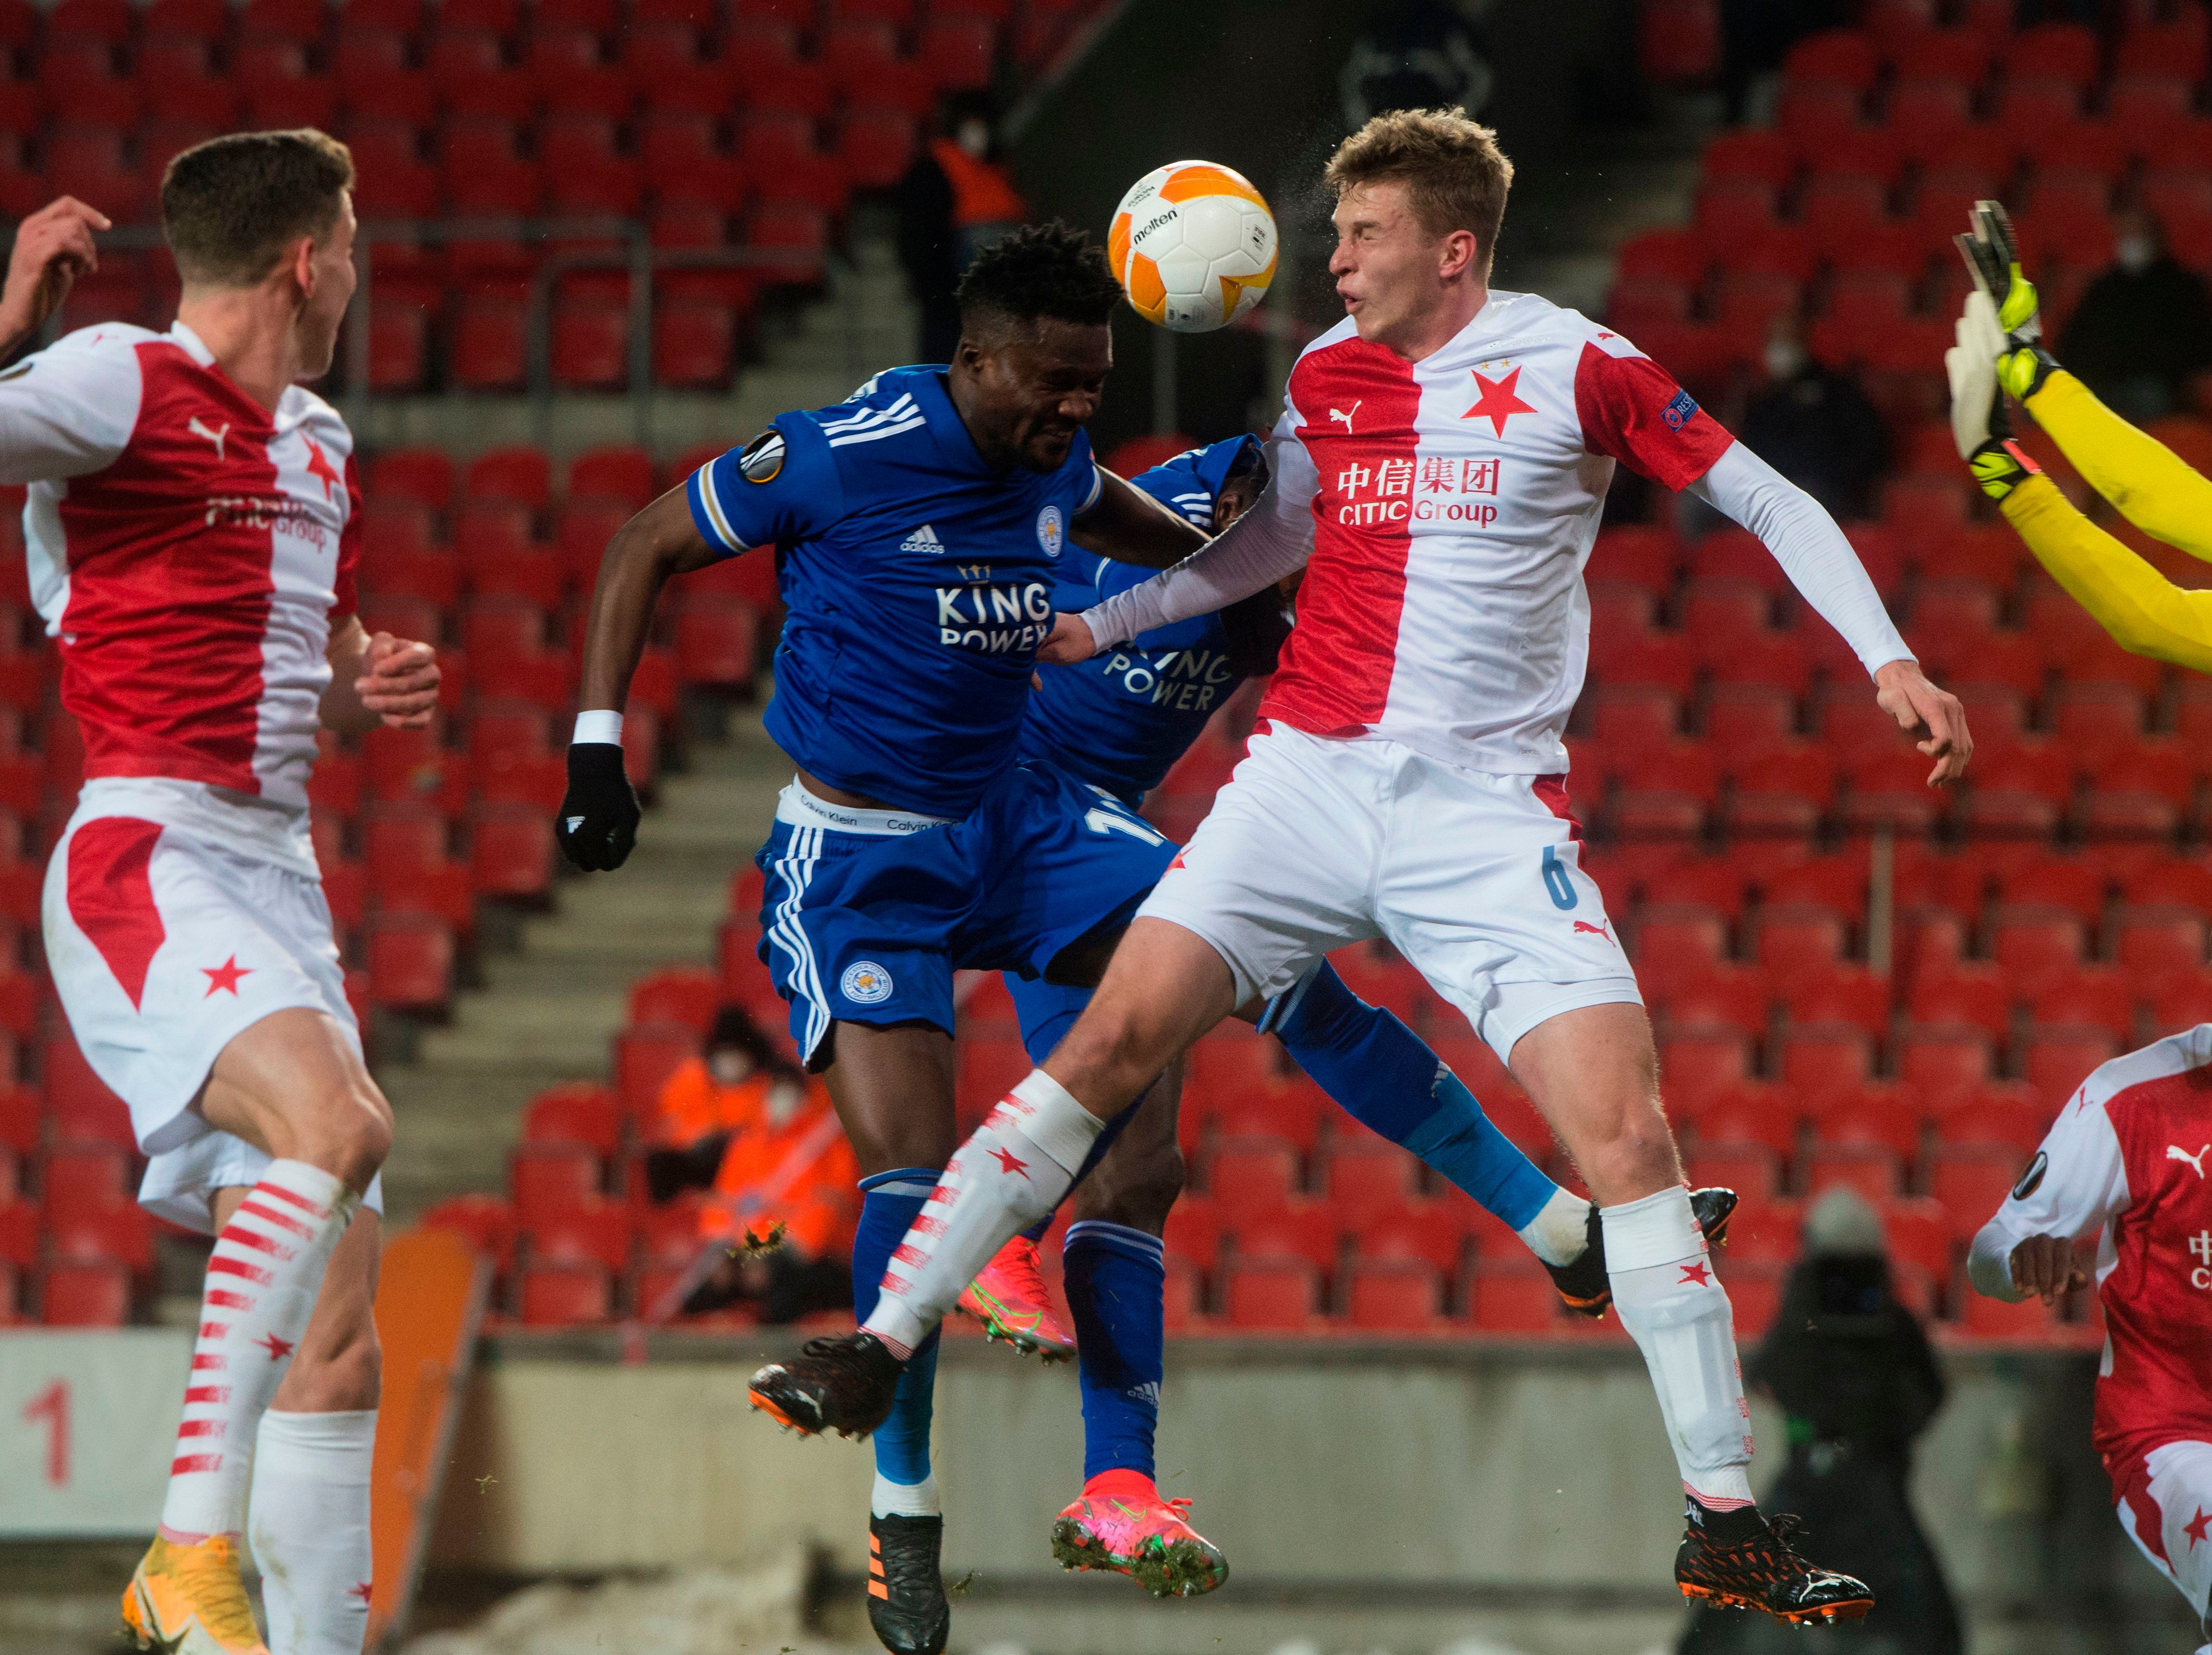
[
  {"xmin": 755, "ymin": 760, "xmax": 1178, "ymax": 1065},
  {"xmin": 1007, "ymin": 974, "xmax": 1093, "ymax": 1066}
]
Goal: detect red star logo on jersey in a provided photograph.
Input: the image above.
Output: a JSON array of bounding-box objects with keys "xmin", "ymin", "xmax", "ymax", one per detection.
[
  {"xmin": 350, "ymin": 1581, "xmax": 374, "ymax": 1605},
  {"xmin": 2188, "ymin": 1508, "xmax": 2211, "ymax": 1550},
  {"xmin": 1679, "ymin": 1260, "xmax": 1712, "ymax": 1286},
  {"xmin": 989, "ymin": 1146, "xmax": 1030, "ymax": 1179},
  {"xmin": 303, "ymin": 436, "xmax": 342, "ymax": 500},
  {"xmin": 257, "ymin": 1332, "xmax": 295, "ymax": 1361},
  {"xmin": 202, "ymin": 956, "xmax": 252, "ymax": 996},
  {"xmin": 1462, "ymin": 366, "xmax": 1537, "ymax": 436}
]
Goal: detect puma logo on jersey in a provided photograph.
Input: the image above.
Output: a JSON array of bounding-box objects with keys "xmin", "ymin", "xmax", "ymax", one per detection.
[
  {"xmin": 1572, "ymin": 919, "xmax": 1612, "ymax": 940},
  {"xmin": 2170, "ymin": 1143, "xmax": 2211, "ymax": 1179},
  {"xmin": 900, "ymin": 524, "xmax": 948, "ymax": 555},
  {"xmin": 1328, "ymin": 402, "xmax": 1361, "ymax": 431},
  {"xmin": 188, "ymin": 416, "xmax": 230, "ymax": 458}
]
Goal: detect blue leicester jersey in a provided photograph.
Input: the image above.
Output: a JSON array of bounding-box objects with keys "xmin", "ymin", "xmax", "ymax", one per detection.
[
  {"xmin": 1016, "ymin": 437, "xmax": 1258, "ymax": 805},
  {"xmin": 688, "ymin": 365, "xmax": 1101, "ymax": 817}
]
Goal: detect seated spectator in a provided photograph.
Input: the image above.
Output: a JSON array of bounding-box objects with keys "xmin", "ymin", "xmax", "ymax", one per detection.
[
  {"xmin": 1739, "ymin": 316, "xmax": 1889, "ymax": 521},
  {"xmin": 643, "ymin": 1005, "xmax": 785, "ymax": 1202},
  {"xmin": 684, "ymin": 1072, "xmax": 858, "ymax": 1324},
  {"xmin": 1678, "ymin": 1190, "xmax": 1960, "ymax": 1654},
  {"xmin": 2060, "ymin": 208, "xmax": 2212, "ymax": 425}
]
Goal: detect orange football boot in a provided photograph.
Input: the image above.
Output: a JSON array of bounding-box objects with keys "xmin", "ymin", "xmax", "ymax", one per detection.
[{"xmin": 122, "ymin": 1532, "xmax": 269, "ymax": 1655}]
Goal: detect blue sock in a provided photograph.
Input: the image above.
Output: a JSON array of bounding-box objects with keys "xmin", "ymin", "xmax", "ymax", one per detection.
[
  {"xmin": 854, "ymin": 1168, "xmax": 942, "ymax": 1506},
  {"xmin": 1061, "ymin": 1220, "xmax": 1164, "ymax": 1483},
  {"xmin": 1265, "ymin": 961, "xmax": 1560, "ymax": 1233}
]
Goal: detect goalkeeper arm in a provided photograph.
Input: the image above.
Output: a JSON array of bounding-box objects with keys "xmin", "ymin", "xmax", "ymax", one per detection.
[
  {"xmin": 1948, "ymin": 288, "xmax": 2212, "ymax": 673},
  {"xmin": 2023, "ymin": 371, "xmax": 2212, "ymax": 564}
]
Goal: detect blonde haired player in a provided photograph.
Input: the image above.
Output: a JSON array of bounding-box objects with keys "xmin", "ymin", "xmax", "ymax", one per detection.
[
  {"xmin": 1965, "ymin": 1027, "xmax": 2212, "ymax": 1655},
  {"xmin": 749, "ymin": 107, "xmax": 1979, "ymax": 1626},
  {"xmin": 0, "ymin": 137, "xmax": 438, "ymax": 1655},
  {"xmin": 1945, "ymin": 200, "xmax": 2212, "ymax": 666}
]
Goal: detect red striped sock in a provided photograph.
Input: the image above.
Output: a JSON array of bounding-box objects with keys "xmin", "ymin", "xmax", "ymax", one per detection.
[{"xmin": 159, "ymin": 1160, "xmax": 356, "ymax": 1540}]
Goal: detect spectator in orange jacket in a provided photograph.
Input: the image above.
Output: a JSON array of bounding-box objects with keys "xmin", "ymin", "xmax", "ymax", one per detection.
[
  {"xmin": 643, "ymin": 1005, "xmax": 787, "ymax": 1202},
  {"xmin": 686, "ymin": 1072, "xmax": 859, "ymax": 1323}
]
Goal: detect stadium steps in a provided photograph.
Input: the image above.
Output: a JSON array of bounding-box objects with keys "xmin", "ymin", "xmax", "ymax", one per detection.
[
  {"xmin": 348, "ymin": 214, "xmax": 917, "ymax": 462},
  {"xmin": 374, "ymin": 703, "xmax": 791, "ymax": 1223},
  {"xmin": 1494, "ymin": 91, "xmax": 1718, "ymax": 318}
]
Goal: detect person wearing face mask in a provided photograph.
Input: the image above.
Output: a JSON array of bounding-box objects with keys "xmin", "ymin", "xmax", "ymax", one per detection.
[
  {"xmin": 1737, "ymin": 315, "xmax": 1890, "ymax": 521},
  {"xmin": 2055, "ymin": 207, "xmax": 2212, "ymax": 426},
  {"xmin": 896, "ymin": 93, "xmax": 1030, "ymax": 364},
  {"xmin": 643, "ymin": 1004, "xmax": 789, "ymax": 1201},
  {"xmin": 687, "ymin": 1070, "xmax": 861, "ymax": 1323}
]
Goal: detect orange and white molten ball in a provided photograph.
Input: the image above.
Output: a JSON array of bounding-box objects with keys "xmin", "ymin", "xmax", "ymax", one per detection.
[{"xmin": 1108, "ymin": 161, "xmax": 1279, "ymax": 333}]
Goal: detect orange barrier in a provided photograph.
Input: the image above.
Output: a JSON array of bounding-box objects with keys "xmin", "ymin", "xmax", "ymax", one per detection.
[{"xmin": 366, "ymin": 1226, "xmax": 490, "ymax": 1651}]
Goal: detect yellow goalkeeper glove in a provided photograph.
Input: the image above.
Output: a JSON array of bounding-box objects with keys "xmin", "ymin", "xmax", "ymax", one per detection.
[
  {"xmin": 1956, "ymin": 199, "xmax": 2062, "ymax": 400},
  {"xmin": 1945, "ymin": 290, "xmax": 2045, "ymax": 501}
]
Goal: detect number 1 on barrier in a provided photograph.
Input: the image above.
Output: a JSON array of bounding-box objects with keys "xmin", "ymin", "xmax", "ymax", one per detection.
[{"xmin": 22, "ymin": 1379, "xmax": 68, "ymax": 1487}]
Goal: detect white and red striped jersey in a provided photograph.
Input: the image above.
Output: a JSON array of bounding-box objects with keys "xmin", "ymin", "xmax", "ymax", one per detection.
[
  {"xmin": 0, "ymin": 320, "xmax": 360, "ymax": 836},
  {"xmin": 1260, "ymin": 292, "xmax": 1742, "ymax": 773},
  {"xmin": 1970, "ymin": 1025, "xmax": 2212, "ymax": 1482}
]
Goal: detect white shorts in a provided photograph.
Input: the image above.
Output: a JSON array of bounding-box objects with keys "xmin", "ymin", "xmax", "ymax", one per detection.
[
  {"xmin": 2118, "ymin": 1439, "xmax": 2212, "ymax": 1633},
  {"xmin": 44, "ymin": 795, "xmax": 381, "ymax": 1234},
  {"xmin": 1139, "ymin": 722, "xmax": 1641, "ymax": 1063}
]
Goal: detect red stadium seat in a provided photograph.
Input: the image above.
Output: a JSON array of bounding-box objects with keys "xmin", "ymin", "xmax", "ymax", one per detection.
[
  {"xmin": 1344, "ymin": 1258, "xmax": 1443, "ymax": 1331},
  {"xmin": 1804, "ymin": 1141, "xmax": 1903, "ymax": 1202},
  {"xmin": 2128, "ymin": 859, "xmax": 2212, "ymax": 912},
  {"xmin": 2020, "ymin": 1023, "xmax": 2118, "ymax": 1111},
  {"xmin": 628, "ymin": 968, "xmax": 721, "ymax": 1032},
  {"xmin": 40, "ymin": 1260, "xmax": 130, "ymax": 1326},
  {"xmin": 2029, "ymin": 965, "xmax": 2136, "ymax": 1044},
  {"xmin": 1988, "ymin": 904, "xmax": 2086, "ymax": 998},
  {"xmin": 362, "ymin": 913, "xmax": 454, "ymax": 1010},
  {"xmin": 1657, "ymin": 1026, "xmax": 1752, "ymax": 1101},
  {"xmin": 1205, "ymin": 1134, "xmax": 1302, "ymax": 1228},
  {"xmin": 1896, "ymin": 1022, "xmax": 1996, "ymax": 1100},
  {"xmin": 1466, "ymin": 1258, "xmax": 1560, "ymax": 1333},
  {"xmin": 550, "ymin": 301, "xmax": 630, "ymax": 391},
  {"xmin": 41, "ymin": 1143, "xmax": 130, "ymax": 1208},
  {"xmin": 43, "ymin": 1038, "xmax": 132, "ymax": 1150},
  {"xmin": 1162, "ymin": 1195, "xmax": 1219, "ymax": 1270},
  {"xmin": 614, "ymin": 1021, "xmax": 698, "ymax": 1117},
  {"xmin": 1658, "ymin": 967, "xmax": 1767, "ymax": 1037},
  {"xmin": 1927, "ymin": 1143, "xmax": 2025, "ymax": 1241},
  {"xmin": 2004, "ymin": 21, "xmax": 2099, "ymax": 87},
  {"xmin": 1682, "ymin": 1142, "xmax": 1783, "ymax": 1199},
  {"xmin": 1718, "ymin": 1258, "xmax": 1785, "ymax": 1339},
  {"xmin": 1632, "ymin": 904, "xmax": 1730, "ymax": 979},
  {"xmin": 516, "ymin": 1260, "xmax": 613, "ymax": 1325},
  {"xmin": 1749, "ymin": 903, "xmax": 1848, "ymax": 991},
  {"xmin": 2115, "ymin": 906, "xmax": 2208, "ymax": 978},
  {"xmin": 1317, "ymin": 1140, "xmax": 1420, "ymax": 1234},
  {"xmin": 1931, "ymin": 1088, "xmax": 2047, "ymax": 1156},
  {"xmin": 1219, "ymin": 1254, "xmax": 1320, "ymax": 1331},
  {"xmin": 1775, "ymin": 79, "xmax": 1862, "ymax": 150},
  {"xmin": 669, "ymin": 595, "xmax": 760, "ymax": 688},
  {"xmin": 510, "ymin": 1140, "xmax": 601, "ymax": 1216},
  {"xmin": 525, "ymin": 1197, "xmax": 632, "ymax": 1275},
  {"xmin": 1775, "ymin": 1022, "xmax": 1874, "ymax": 1104},
  {"xmin": 521, "ymin": 1083, "xmax": 622, "ymax": 1159},
  {"xmin": 1358, "ymin": 1203, "xmax": 1470, "ymax": 1275},
  {"xmin": 45, "ymin": 1192, "xmax": 152, "ymax": 1271}
]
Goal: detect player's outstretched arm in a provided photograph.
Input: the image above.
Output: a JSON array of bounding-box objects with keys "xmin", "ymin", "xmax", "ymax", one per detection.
[
  {"xmin": 1050, "ymin": 473, "xmax": 1314, "ymax": 663},
  {"xmin": 1070, "ymin": 467, "xmax": 1207, "ymax": 568},
  {"xmin": 0, "ymin": 197, "xmax": 110, "ymax": 364},
  {"xmin": 560, "ymin": 486, "xmax": 722, "ymax": 871},
  {"xmin": 1687, "ymin": 442, "xmax": 1972, "ymax": 787},
  {"xmin": 1949, "ymin": 293, "xmax": 2212, "ymax": 674},
  {"xmin": 321, "ymin": 615, "xmax": 439, "ymax": 735}
]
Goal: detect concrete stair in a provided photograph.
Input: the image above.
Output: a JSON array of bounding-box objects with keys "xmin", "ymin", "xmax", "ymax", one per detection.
[{"xmin": 373, "ymin": 706, "xmax": 791, "ymax": 1224}]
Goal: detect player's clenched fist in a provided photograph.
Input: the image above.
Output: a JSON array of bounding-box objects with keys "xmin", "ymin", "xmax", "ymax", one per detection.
[
  {"xmin": 0, "ymin": 197, "xmax": 112, "ymax": 358},
  {"xmin": 557, "ymin": 742, "xmax": 640, "ymax": 871},
  {"xmin": 2008, "ymin": 1232, "xmax": 2089, "ymax": 1304},
  {"xmin": 1037, "ymin": 611, "xmax": 1099, "ymax": 666},
  {"xmin": 354, "ymin": 633, "xmax": 439, "ymax": 728}
]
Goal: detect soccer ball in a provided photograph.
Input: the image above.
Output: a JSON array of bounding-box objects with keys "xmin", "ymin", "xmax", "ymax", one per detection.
[{"xmin": 1108, "ymin": 161, "xmax": 1279, "ymax": 334}]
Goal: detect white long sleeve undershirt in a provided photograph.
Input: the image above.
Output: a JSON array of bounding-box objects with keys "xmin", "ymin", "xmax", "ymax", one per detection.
[
  {"xmin": 1688, "ymin": 441, "xmax": 1913, "ymax": 677},
  {"xmin": 1078, "ymin": 472, "xmax": 1312, "ymax": 649},
  {"xmin": 1078, "ymin": 437, "xmax": 1913, "ymax": 681}
]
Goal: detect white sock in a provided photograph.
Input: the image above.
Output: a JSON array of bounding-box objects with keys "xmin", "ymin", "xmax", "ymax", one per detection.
[
  {"xmin": 1603, "ymin": 1186, "xmax": 1756, "ymax": 1511},
  {"xmin": 161, "ymin": 1161, "xmax": 358, "ymax": 1540},
  {"xmin": 871, "ymin": 1470, "xmax": 941, "ymax": 1518},
  {"xmin": 248, "ymin": 1409, "xmax": 377, "ymax": 1655},
  {"xmin": 862, "ymin": 1071, "xmax": 1103, "ymax": 1357},
  {"xmin": 1518, "ymin": 1188, "xmax": 1590, "ymax": 1268}
]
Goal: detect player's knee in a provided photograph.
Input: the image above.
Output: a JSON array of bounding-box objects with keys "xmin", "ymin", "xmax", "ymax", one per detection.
[
  {"xmin": 1577, "ymin": 1101, "xmax": 1679, "ymax": 1203},
  {"xmin": 299, "ymin": 1077, "xmax": 392, "ymax": 1189}
]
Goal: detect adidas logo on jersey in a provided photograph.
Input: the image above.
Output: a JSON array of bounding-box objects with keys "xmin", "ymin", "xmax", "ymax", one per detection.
[{"xmin": 900, "ymin": 524, "xmax": 948, "ymax": 555}]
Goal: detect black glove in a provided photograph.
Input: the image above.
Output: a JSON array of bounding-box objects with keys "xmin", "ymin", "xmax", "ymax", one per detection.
[{"xmin": 557, "ymin": 741, "xmax": 640, "ymax": 871}]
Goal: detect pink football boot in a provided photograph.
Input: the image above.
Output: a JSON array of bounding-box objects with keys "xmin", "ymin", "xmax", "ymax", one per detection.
[
  {"xmin": 1050, "ymin": 1470, "xmax": 1229, "ymax": 1598},
  {"xmin": 956, "ymin": 1235, "xmax": 1076, "ymax": 1362}
]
